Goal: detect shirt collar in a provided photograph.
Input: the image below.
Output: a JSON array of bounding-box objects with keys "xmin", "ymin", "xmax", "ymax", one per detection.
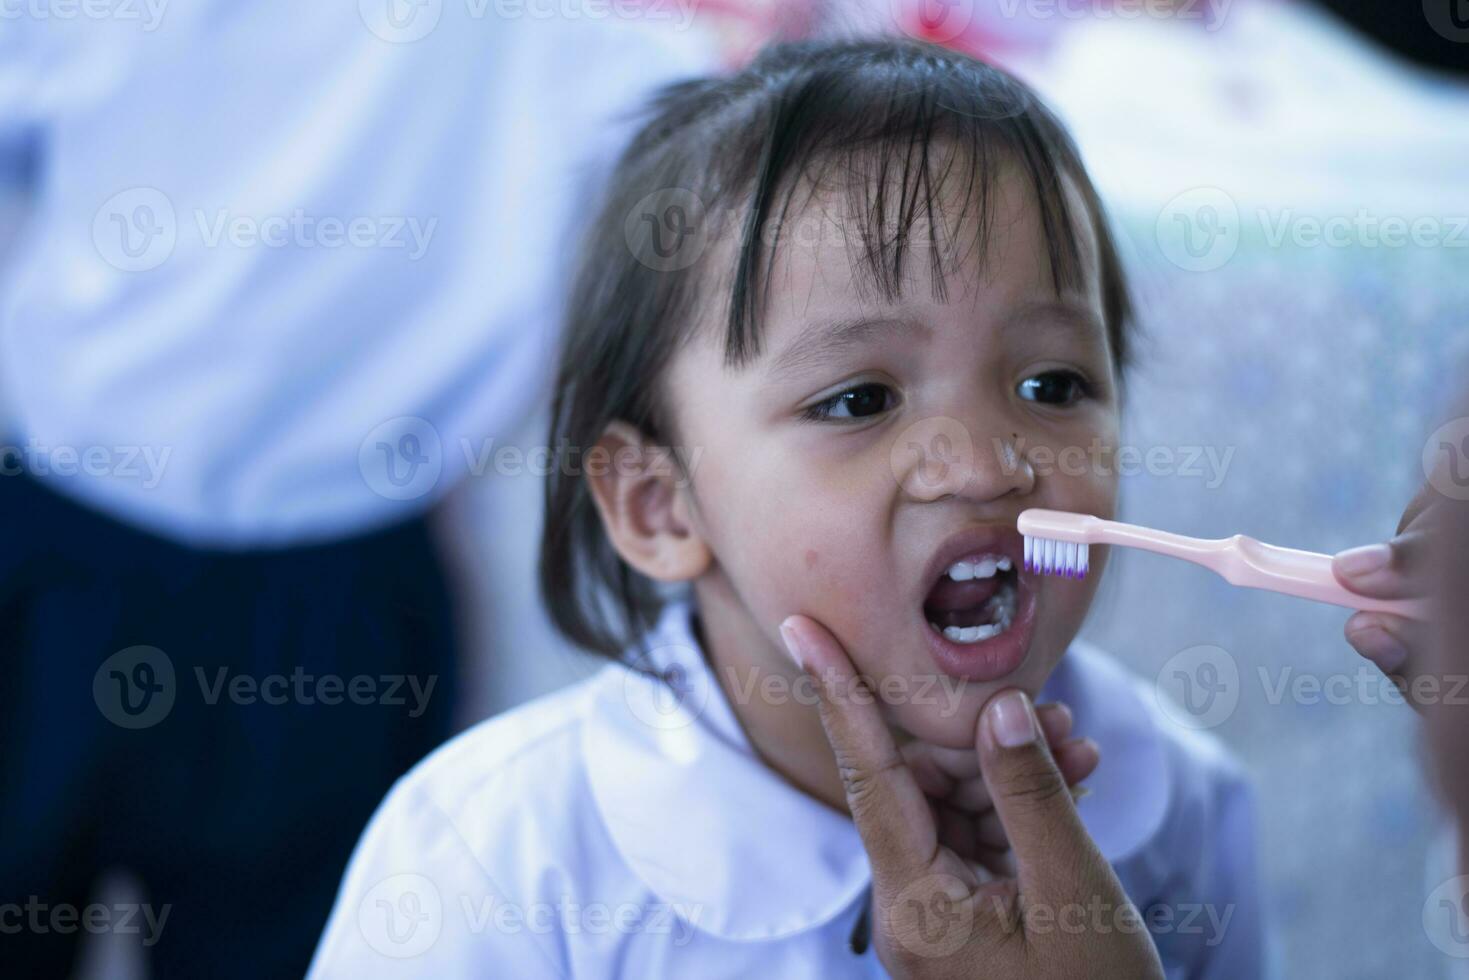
[
  {"xmin": 1041, "ymin": 639, "xmax": 1174, "ymax": 876},
  {"xmin": 581, "ymin": 601, "xmax": 1173, "ymax": 941},
  {"xmin": 581, "ymin": 600, "xmax": 870, "ymax": 941}
]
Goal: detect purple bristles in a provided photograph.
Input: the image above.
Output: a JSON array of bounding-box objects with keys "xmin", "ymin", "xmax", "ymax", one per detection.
[{"xmin": 1022, "ymin": 535, "xmax": 1089, "ymax": 579}]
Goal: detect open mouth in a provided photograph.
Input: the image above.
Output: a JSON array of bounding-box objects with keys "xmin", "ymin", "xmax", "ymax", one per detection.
[
  {"xmin": 916, "ymin": 525, "xmax": 1037, "ymax": 682},
  {"xmin": 923, "ymin": 555, "xmax": 1019, "ymax": 645}
]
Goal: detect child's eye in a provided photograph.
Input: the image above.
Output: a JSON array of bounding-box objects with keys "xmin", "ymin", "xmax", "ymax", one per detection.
[
  {"xmin": 802, "ymin": 382, "xmax": 896, "ymax": 422},
  {"xmin": 1017, "ymin": 370, "xmax": 1092, "ymax": 407}
]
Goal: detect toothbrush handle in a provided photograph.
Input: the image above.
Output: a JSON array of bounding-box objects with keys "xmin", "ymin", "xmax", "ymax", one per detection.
[
  {"xmin": 1026, "ymin": 510, "xmax": 1433, "ymax": 620},
  {"xmin": 1220, "ymin": 536, "xmax": 1428, "ymax": 619}
]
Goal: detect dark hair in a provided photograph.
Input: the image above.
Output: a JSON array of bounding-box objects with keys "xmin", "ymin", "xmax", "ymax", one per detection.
[{"xmin": 539, "ymin": 37, "xmax": 1134, "ymax": 660}]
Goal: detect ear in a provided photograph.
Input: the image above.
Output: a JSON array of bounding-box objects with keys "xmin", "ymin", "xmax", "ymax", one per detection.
[{"xmin": 586, "ymin": 421, "xmax": 711, "ymax": 583}]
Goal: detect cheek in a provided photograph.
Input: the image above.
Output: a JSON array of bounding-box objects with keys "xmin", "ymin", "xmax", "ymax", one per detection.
[
  {"xmin": 747, "ymin": 510, "xmax": 884, "ymax": 628},
  {"xmin": 1046, "ymin": 420, "xmax": 1120, "ymax": 511},
  {"xmin": 691, "ymin": 448, "xmax": 882, "ymax": 620}
]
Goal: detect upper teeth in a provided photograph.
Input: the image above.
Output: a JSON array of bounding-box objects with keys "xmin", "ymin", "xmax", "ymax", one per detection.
[{"xmin": 945, "ymin": 555, "xmax": 1012, "ymax": 582}]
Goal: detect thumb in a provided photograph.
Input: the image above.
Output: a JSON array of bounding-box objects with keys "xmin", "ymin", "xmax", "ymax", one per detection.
[
  {"xmin": 1333, "ymin": 528, "xmax": 1431, "ymax": 600},
  {"xmin": 976, "ymin": 688, "xmax": 1110, "ymax": 903}
]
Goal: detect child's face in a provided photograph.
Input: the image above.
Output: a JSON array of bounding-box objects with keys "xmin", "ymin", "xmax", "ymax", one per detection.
[{"xmin": 664, "ymin": 164, "xmax": 1120, "ymax": 749}]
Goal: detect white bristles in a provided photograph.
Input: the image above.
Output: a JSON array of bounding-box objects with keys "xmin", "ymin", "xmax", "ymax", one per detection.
[{"xmin": 1022, "ymin": 535, "xmax": 1090, "ymax": 579}]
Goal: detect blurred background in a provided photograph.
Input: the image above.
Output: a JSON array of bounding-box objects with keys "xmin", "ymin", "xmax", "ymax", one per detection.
[{"xmin": 1, "ymin": 1, "xmax": 1466, "ymax": 977}]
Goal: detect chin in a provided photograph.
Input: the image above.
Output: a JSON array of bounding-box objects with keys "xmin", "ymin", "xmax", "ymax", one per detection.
[
  {"xmin": 879, "ymin": 645, "xmax": 1058, "ymax": 750},
  {"xmin": 884, "ymin": 693, "xmax": 988, "ymax": 749}
]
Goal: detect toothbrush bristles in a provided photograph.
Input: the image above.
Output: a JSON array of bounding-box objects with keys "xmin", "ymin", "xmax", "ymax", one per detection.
[{"xmin": 1021, "ymin": 535, "xmax": 1089, "ymax": 579}]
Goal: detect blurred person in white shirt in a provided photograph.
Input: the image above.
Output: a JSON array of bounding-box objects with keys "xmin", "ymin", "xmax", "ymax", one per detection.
[{"xmin": 0, "ymin": 4, "xmax": 711, "ymax": 975}]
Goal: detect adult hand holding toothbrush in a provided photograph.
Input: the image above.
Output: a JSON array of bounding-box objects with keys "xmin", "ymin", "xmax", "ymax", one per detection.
[{"xmin": 1332, "ymin": 478, "xmax": 1445, "ymax": 703}]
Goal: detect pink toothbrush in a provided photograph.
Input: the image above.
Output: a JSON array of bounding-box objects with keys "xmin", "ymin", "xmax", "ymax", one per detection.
[{"xmin": 1017, "ymin": 508, "xmax": 1428, "ymax": 619}]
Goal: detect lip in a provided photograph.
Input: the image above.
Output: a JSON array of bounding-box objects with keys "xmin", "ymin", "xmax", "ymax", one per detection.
[{"xmin": 918, "ymin": 524, "xmax": 1038, "ymax": 682}]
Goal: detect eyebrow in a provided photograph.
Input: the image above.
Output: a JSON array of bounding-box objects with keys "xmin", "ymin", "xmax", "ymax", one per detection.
[
  {"xmin": 1002, "ymin": 300, "xmax": 1107, "ymax": 342},
  {"xmin": 765, "ymin": 301, "xmax": 1107, "ymax": 382},
  {"xmin": 765, "ymin": 315, "xmax": 931, "ymax": 382}
]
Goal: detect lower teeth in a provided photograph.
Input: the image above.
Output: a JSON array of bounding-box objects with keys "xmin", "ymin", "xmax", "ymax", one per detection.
[
  {"xmin": 930, "ymin": 582, "xmax": 1016, "ymax": 645},
  {"xmin": 941, "ymin": 623, "xmax": 1001, "ymax": 644}
]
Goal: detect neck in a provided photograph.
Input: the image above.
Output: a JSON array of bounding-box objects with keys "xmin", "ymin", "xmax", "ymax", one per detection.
[{"xmin": 690, "ymin": 578, "xmax": 869, "ymax": 816}]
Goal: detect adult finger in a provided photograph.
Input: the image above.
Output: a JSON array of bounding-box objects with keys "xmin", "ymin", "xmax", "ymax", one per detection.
[
  {"xmin": 945, "ymin": 736, "xmax": 1098, "ymax": 811},
  {"xmin": 1343, "ymin": 610, "xmax": 1422, "ymax": 676},
  {"xmin": 945, "ymin": 738, "xmax": 1099, "ymax": 861},
  {"xmin": 1333, "ymin": 528, "xmax": 1432, "ymax": 599},
  {"xmin": 975, "ymin": 688, "xmax": 1111, "ymax": 903},
  {"xmin": 780, "ymin": 615, "xmax": 936, "ymax": 886}
]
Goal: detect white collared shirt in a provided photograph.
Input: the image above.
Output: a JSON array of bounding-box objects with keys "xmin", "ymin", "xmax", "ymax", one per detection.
[
  {"xmin": 310, "ymin": 601, "xmax": 1267, "ymax": 978},
  {"xmin": 0, "ymin": 8, "xmax": 712, "ymax": 547}
]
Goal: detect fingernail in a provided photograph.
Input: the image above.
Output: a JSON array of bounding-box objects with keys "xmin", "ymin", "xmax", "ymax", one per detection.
[
  {"xmin": 1336, "ymin": 543, "xmax": 1392, "ymax": 578},
  {"xmin": 779, "ymin": 618, "xmax": 806, "ymax": 669},
  {"xmin": 1347, "ymin": 626, "xmax": 1409, "ymax": 673},
  {"xmin": 990, "ymin": 690, "xmax": 1039, "ymax": 748}
]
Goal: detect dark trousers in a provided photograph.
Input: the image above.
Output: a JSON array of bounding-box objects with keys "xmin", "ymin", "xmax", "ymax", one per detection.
[{"xmin": 0, "ymin": 466, "xmax": 457, "ymax": 977}]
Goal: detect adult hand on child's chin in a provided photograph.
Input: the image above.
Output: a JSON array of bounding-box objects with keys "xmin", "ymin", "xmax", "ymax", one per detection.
[
  {"xmin": 1332, "ymin": 479, "xmax": 1440, "ymax": 711},
  {"xmin": 780, "ymin": 615, "xmax": 1164, "ymax": 980},
  {"xmin": 898, "ymin": 694, "xmax": 1099, "ymax": 879}
]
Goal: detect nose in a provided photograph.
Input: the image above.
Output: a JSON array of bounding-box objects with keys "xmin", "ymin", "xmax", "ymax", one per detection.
[{"xmin": 889, "ymin": 414, "xmax": 1036, "ymax": 503}]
